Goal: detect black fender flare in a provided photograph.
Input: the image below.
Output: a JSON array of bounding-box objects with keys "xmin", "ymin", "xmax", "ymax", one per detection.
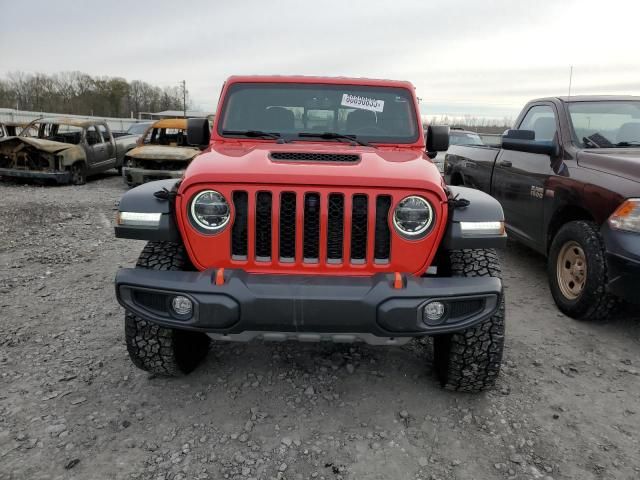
[
  {"xmin": 115, "ymin": 179, "xmax": 181, "ymax": 242},
  {"xmin": 442, "ymin": 186, "xmax": 507, "ymax": 250}
]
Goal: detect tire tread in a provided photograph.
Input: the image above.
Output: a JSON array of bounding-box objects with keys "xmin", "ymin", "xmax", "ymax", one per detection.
[
  {"xmin": 435, "ymin": 248, "xmax": 505, "ymax": 392},
  {"xmin": 124, "ymin": 241, "xmax": 209, "ymax": 376}
]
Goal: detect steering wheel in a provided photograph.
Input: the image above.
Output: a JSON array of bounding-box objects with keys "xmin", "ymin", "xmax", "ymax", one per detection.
[{"xmin": 352, "ymin": 126, "xmax": 386, "ymax": 136}]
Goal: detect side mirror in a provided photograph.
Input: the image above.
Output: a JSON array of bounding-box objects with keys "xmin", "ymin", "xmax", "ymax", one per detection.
[
  {"xmin": 187, "ymin": 118, "xmax": 211, "ymax": 147},
  {"xmin": 426, "ymin": 125, "xmax": 450, "ymax": 152},
  {"xmin": 502, "ymin": 129, "xmax": 556, "ymax": 156}
]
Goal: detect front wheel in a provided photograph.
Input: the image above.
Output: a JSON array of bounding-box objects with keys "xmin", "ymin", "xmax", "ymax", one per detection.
[
  {"xmin": 69, "ymin": 162, "xmax": 86, "ymax": 185},
  {"xmin": 433, "ymin": 249, "xmax": 505, "ymax": 392},
  {"xmin": 547, "ymin": 220, "xmax": 618, "ymax": 320},
  {"xmin": 124, "ymin": 242, "xmax": 210, "ymax": 376}
]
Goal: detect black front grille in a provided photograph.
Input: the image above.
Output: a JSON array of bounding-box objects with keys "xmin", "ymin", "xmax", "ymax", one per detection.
[
  {"xmin": 303, "ymin": 193, "xmax": 320, "ymax": 261},
  {"xmin": 374, "ymin": 196, "xmax": 392, "ymax": 262},
  {"xmin": 230, "ymin": 191, "xmax": 392, "ymax": 266},
  {"xmin": 255, "ymin": 192, "xmax": 272, "ymax": 259},
  {"xmin": 231, "ymin": 192, "xmax": 248, "ymax": 259},
  {"xmin": 270, "ymin": 152, "xmax": 359, "ymax": 163},
  {"xmin": 350, "ymin": 195, "xmax": 368, "ymax": 262},
  {"xmin": 327, "ymin": 194, "xmax": 344, "ymax": 261},
  {"xmin": 139, "ymin": 159, "xmax": 187, "ymax": 171},
  {"xmin": 279, "ymin": 192, "xmax": 297, "ymax": 261}
]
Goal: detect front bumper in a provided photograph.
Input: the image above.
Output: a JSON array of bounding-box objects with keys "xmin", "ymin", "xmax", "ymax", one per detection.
[
  {"xmin": 123, "ymin": 166, "xmax": 184, "ymax": 186},
  {"xmin": 0, "ymin": 167, "xmax": 71, "ymax": 184},
  {"xmin": 115, "ymin": 268, "xmax": 502, "ymax": 341},
  {"xmin": 602, "ymin": 225, "xmax": 640, "ymax": 303},
  {"xmin": 605, "ymin": 253, "xmax": 640, "ymax": 303}
]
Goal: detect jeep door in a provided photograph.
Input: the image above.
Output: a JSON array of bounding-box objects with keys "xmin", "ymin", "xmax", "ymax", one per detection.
[
  {"xmin": 84, "ymin": 125, "xmax": 110, "ymax": 172},
  {"xmin": 491, "ymin": 103, "xmax": 558, "ymax": 251}
]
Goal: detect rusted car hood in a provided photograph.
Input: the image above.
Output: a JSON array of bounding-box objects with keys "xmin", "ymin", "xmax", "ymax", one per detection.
[
  {"xmin": 127, "ymin": 145, "xmax": 200, "ymax": 161},
  {"xmin": 0, "ymin": 136, "xmax": 79, "ymax": 154},
  {"xmin": 577, "ymin": 148, "xmax": 640, "ymax": 183}
]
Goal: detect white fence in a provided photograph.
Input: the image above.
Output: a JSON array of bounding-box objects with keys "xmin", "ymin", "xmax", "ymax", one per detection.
[{"xmin": 0, "ymin": 108, "xmax": 143, "ymax": 132}]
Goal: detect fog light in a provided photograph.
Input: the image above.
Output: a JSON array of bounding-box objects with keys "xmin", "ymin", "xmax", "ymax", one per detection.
[
  {"xmin": 423, "ymin": 301, "xmax": 446, "ymax": 323},
  {"xmin": 171, "ymin": 295, "xmax": 193, "ymax": 317}
]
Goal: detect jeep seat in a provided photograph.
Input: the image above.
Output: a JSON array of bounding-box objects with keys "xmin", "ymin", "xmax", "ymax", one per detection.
[
  {"xmin": 262, "ymin": 107, "xmax": 295, "ymax": 132},
  {"xmin": 346, "ymin": 109, "xmax": 377, "ymax": 132}
]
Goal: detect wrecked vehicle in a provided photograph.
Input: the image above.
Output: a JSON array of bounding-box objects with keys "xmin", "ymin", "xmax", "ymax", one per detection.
[
  {"xmin": 0, "ymin": 117, "xmax": 137, "ymax": 185},
  {"xmin": 114, "ymin": 75, "xmax": 508, "ymax": 393},
  {"xmin": 0, "ymin": 121, "xmax": 34, "ymax": 137},
  {"xmin": 122, "ymin": 119, "xmax": 202, "ymax": 187}
]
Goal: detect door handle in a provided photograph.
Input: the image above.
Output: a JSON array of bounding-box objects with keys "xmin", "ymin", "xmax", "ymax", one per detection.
[{"xmin": 498, "ymin": 160, "xmax": 512, "ymax": 167}]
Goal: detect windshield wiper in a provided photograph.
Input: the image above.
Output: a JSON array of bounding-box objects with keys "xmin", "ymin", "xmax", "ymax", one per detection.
[
  {"xmin": 298, "ymin": 132, "xmax": 373, "ymax": 147},
  {"xmin": 615, "ymin": 141, "xmax": 640, "ymax": 147},
  {"xmin": 222, "ymin": 130, "xmax": 288, "ymax": 143}
]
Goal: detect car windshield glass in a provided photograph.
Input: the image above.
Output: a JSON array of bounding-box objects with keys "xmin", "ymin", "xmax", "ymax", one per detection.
[
  {"xmin": 450, "ymin": 131, "xmax": 484, "ymax": 146},
  {"xmin": 143, "ymin": 128, "xmax": 189, "ymax": 146},
  {"xmin": 127, "ymin": 123, "xmax": 150, "ymax": 135},
  {"xmin": 33, "ymin": 123, "xmax": 83, "ymax": 144},
  {"xmin": 218, "ymin": 83, "xmax": 419, "ymax": 144},
  {"xmin": 568, "ymin": 101, "xmax": 640, "ymax": 147}
]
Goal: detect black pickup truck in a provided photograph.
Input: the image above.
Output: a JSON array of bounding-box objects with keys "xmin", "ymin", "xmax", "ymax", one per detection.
[{"xmin": 445, "ymin": 96, "xmax": 640, "ymax": 320}]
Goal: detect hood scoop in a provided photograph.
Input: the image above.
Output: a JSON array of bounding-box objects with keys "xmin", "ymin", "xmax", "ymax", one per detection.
[{"xmin": 270, "ymin": 152, "xmax": 360, "ymax": 163}]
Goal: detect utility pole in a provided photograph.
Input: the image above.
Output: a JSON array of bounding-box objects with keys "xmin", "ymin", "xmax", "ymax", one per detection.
[
  {"xmin": 180, "ymin": 80, "xmax": 187, "ymax": 118},
  {"xmin": 567, "ymin": 66, "xmax": 573, "ymax": 98}
]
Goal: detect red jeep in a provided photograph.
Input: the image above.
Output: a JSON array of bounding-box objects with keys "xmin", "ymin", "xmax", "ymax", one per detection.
[{"xmin": 115, "ymin": 76, "xmax": 507, "ymax": 392}]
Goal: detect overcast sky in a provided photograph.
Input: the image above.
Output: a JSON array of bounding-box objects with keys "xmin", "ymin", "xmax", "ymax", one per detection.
[{"xmin": 1, "ymin": 0, "xmax": 639, "ymax": 120}]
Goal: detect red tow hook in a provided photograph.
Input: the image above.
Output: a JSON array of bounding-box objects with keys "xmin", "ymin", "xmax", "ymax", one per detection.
[
  {"xmin": 393, "ymin": 272, "xmax": 404, "ymax": 289},
  {"xmin": 214, "ymin": 268, "xmax": 225, "ymax": 286}
]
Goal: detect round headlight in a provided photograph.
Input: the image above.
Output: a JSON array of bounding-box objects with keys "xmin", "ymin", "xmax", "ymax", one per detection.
[
  {"xmin": 393, "ymin": 196, "xmax": 434, "ymax": 238},
  {"xmin": 190, "ymin": 190, "xmax": 230, "ymax": 232}
]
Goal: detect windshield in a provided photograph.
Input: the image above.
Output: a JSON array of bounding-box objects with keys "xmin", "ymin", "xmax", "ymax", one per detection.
[
  {"xmin": 127, "ymin": 123, "xmax": 151, "ymax": 135},
  {"xmin": 28, "ymin": 122, "xmax": 83, "ymax": 144},
  {"xmin": 568, "ymin": 101, "xmax": 640, "ymax": 148},
  {"xmin": 142, "ymin": 127, "xmax": 189, "ymax": 146},
  {"xmin": 450, "ymin": 131, "xmax": 483, "ymax": 146},
  {"xmin": 218, "ymin": 83, "xmax": 419, "ymax": 144}
]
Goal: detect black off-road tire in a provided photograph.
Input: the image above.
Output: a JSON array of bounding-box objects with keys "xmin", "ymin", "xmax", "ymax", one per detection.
[
  {"xmin": 124, "ymin": 242, "xmax": 210, "ymax": 376},
  {"xmin": 69, "ymin": 162, "xmax": 87, "ymax": 185},
  {"xmin": 548, "ymin": 220, "xmax": 618, "ymax": 320},
  {"xmin": 433, "ymin": 249, "xmax": 505, "ymax": 392}
]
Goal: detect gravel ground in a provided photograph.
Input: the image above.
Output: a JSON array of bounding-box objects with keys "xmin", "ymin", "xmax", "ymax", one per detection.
[{"xmin": 1, "ymin": 173, "xmax": 639, "ymax": 480}]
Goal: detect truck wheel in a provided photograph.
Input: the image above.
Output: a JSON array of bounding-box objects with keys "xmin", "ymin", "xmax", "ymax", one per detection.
[
  {"xmin": 124, "ymin": 242, "xmax": 210, "ymax": 376},
  {"xmin": 433, "ymin": 249, "xmax": 505, "ymax": 392},
  {"xmin": 122, "ymin": 158, "xmax": 135, "ymax": 187},
  {"xmin": 548, "ymin": 220, "xmax": 618, "ymax": 320},
  {"xmin": 69, "ymin": 162, "xmax": 86, "ymax": 185}
]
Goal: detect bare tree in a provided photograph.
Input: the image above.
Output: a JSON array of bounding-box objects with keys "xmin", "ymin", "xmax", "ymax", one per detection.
[{"xmin": 0, "ymin": 71, "xmax": 187, "ymax": 117}]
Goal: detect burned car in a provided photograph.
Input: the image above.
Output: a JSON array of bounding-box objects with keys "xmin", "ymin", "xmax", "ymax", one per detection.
[
  {"xmin": 0, "ymin": 117, "xmax": 137, "ymax": 185},
  {"xmin": 122, "ymin": 119, "xmax": 202, "ymax": 187},
  {"xmin": 0, "ymin": 121, "xmax": 34, "ymax": 138}
]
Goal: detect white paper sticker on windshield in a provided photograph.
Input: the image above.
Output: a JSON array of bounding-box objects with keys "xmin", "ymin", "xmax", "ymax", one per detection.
[{"xmin": 341, "ymin": 94, "xmax": 385, "ymax": 113}]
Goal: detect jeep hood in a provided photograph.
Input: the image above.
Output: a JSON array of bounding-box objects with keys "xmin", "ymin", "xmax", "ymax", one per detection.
[
  {"xmin": 127, "ymin": 145, "xmax": 201, "ymax": 162},
  {"xmin": 0, "ymin": 136, "xmax": 79, "ymax": 154},
  {"xmin": 577, "ymin": 148, "xmax": 640, "ymax": 183},
  {"xmin": 181, "ymin": 143, "xmax": 444, "ymax": 196}
]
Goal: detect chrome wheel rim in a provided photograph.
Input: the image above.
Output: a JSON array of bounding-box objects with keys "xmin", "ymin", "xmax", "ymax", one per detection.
[{"xmin": 556, "ymin": 240, "xmax": 587, "ymax": 300}]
